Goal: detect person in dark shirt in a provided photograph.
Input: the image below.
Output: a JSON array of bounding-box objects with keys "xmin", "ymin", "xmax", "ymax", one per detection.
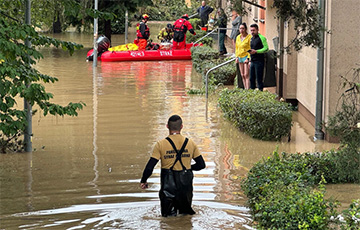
[
  {"xmin": 197, "ymin": 1, "xmax": 214, "ymax": 28},
  {"xmin": 215, "ymin": 8, "xmax": 228, "ymax": 55},
  {"xmin": 248, "ymin": 24, "xmax": 268, "ymax": 91}
]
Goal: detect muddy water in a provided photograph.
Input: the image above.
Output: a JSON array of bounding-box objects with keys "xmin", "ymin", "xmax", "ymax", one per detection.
[{"xmin": 0, "ymin": 24, "xmax": 358, "ymax": 229}]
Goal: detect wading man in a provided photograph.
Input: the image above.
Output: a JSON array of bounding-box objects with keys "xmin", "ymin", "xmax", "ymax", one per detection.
[{"xmin": 140, "ymin": 115, "xmax": 206, "ymax": 217}]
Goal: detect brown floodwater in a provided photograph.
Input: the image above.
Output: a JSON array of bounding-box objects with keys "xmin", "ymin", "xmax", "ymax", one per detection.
[{"xmin": 0, "ymin": 23, "xmax": 359, "ymax": 229}]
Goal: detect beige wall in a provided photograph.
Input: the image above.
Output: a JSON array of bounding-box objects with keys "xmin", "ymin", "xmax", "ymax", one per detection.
[
  {"xmin": 283, "ymin": 20, "xmax": 298, "ymax": 99},
  {"xmin": 264, "ymin": 0, "xmax": 277, "ymax": 51},
  {"xmin": 296, "ymin": 47, "xmax": 318, "ymax": 114},
  {"xmin": 323, "ymin": 0, "xmax": 360, "ymax": 120}
]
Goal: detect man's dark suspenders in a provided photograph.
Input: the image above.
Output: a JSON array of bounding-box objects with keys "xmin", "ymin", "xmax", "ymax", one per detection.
[{"xmin": 166, "ymin": 137, "xmax": 189, "ymax": 171}]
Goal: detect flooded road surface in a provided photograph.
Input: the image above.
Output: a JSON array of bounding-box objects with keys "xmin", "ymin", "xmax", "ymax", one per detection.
[{"xmin": 0, "ymin": 28, "xmax": 358, "ymax": 229}]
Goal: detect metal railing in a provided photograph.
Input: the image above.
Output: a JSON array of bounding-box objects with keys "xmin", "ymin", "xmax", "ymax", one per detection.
[
  {"xmin": 192, "ymin": 28, "xmax": 218, "ymax": 46},
  {"xmin": 205, "ymin": 57, "xmax": 237, "ymax": 99}
]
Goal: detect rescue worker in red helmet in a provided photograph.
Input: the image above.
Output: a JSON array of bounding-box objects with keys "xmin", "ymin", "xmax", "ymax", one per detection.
[
  {"xmin": 136, "ymin": 14, "xmax": 150, "ymax": 50},
  {"xmin": 172, "ymin": 14, "xmax": 196, "ymax": 50}
]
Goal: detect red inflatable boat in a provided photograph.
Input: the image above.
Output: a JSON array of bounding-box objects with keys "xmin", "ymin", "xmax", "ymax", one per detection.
[{"xmin": 87, "ymin": 43, "xmax": 201, "ymax": 62}]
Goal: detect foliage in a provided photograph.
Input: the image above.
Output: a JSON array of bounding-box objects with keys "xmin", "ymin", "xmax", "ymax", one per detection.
[
  {"xmin": 241, "ymin": 150, "xmax": 340, "ymax": 229},
  {"xmin": 0, "ymin": 11, "xmax": 84, "ymax": 153},
  {"xmin": 191, "ymin": 46, "xmax": 235, "ymax": 85},
  {"xmin": 218, "ymin": 89, "xmax": 293, "ymax": 141},
  {"xmin": 143, "ymin": 0, "xmax": 190, "ymax": 21},
  {"xmin": 324, "ymin": 67, "xmax": 360, "ymax": 183},
  {"xmin": 272, "ymin": 0, "xmax": 324, "ymax": 51},
  {"xmin": 186, "ymin": 28, "xmax": 214, "ymax": 47},
  {"xmin": 229, "ymin": 0, "xmax": 246, "ymax": 16},
  {"xmin": 325, "ymin": 68, "xmax": 360, "ymax": 149},
  {"xmin": 339, "ymin": 200, "xmax": 360, "ymax": 230}
]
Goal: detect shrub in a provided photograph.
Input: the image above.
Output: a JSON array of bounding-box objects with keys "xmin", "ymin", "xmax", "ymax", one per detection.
[
  {"xmin": 191, "ymin": 46, "xmax": 236, "ymax": 85},
  {"xmin": 241, "ymin": 150, "xmax": 339, "ymax": 229},
  {"xmin": 325, "ymin": 148, "xmax": 360, "ymax": 183},
  {"xmin": 186, "ymin": 29, "xmax": 214, "ymax": 47},
  {"xmin": 325, "ymin": 68, "xmax": 360, "ymax": 183},
  {"xmin": 218, "ymin": 89, "xmax": 293, "ymax": 141},
  {"xmin": 339, "ymin": 200, "xmax": 360, "ymax": 230}
]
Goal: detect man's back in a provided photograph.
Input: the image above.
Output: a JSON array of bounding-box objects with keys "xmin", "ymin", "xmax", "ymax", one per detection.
[{"xmin": 152, "ymin": 134, "xmax": 201, "ymax": 170}]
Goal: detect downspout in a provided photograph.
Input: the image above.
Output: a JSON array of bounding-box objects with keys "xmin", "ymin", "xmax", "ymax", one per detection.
[
  {"xmin": 314, "ymin": 0, "xmax": 325, "ymax": 140},
  {"xmin": 278, "ymin": 17, "xmax": 284, "ymax": 98}
]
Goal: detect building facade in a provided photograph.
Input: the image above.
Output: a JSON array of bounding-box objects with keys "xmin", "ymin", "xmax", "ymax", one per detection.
[{"xmin": 238, "ymin": 0, "xmax": 360, "ymax": 139}]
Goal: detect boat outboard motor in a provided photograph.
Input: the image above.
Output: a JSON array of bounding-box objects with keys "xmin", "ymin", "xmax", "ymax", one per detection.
[{"xmin": 87, "ymin": 35, "xmax": 111, "ymax": 61}]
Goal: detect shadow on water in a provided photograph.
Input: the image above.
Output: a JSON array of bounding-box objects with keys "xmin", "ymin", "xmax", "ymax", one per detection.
[{"xmin": 0, "ymin": 27, "xmax": 357, "ymax": 229}]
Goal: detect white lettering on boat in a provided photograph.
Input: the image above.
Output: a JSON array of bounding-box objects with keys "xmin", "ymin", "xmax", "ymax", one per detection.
[
  {"xmin": 130, "ymin": 51, "xmax": 145, "ymax": 57},
  {"xmin": 160, "ymin": 51, "xmax": 172, "ymax": 56}
]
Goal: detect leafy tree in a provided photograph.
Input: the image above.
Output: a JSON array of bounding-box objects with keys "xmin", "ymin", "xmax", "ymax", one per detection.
[
  {"xmin": 0, "ymin": 8, "xmax": 84, "ymax": 153},
  {"xmin": 272, "ymin": 0, "xmax": 323, "ymax": 51}
]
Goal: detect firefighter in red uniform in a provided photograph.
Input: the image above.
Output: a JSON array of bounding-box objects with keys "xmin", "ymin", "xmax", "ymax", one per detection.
[
  {"xmin": 172, "ymin": 14, "xmax": 196, "ymax": 50},
  {"xmin": 136, "ymin": 14, "xmax": 150, "ymax": 50}
]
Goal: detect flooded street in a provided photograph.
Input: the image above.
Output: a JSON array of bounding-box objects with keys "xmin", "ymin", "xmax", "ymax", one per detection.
[{"xmin": 0, "ymin": 26, "xmax": 359, "ymax": 229}]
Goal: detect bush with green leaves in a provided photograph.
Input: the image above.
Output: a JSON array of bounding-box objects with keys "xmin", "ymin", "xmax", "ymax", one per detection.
[
  {"xmin": 339, "ymin": 200, "xmax": 360, "ymax": 230},
  {"xmin": 186, "ymin": 29, "xmax": 214, "ymax": 47},
  {"xmin": 191, "ymin": 46, "xmax": 235, "ymax": 85},
  {"xmin": 218, "ymin": 89, "xmax": 293, "ymax": 141},
  {"xmin": 241, "ymin": 150, "xmax": 360, "ymax": 229},
  {"xmin": 0, "ymin": 12, "xmax": 84, "ymax": 153},
  {"xmin": 325, "ymin": 68, "xmax": 360, "ymax": 183}
]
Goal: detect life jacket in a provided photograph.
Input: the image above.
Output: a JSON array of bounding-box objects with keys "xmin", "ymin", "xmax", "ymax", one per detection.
[
  {"xmin": 173, "ymin": 19, "xmax": 187, "ymax": 34},
  {"xmin": 136, "ymin": 21, "xmax": 150, "ymax": 39}
]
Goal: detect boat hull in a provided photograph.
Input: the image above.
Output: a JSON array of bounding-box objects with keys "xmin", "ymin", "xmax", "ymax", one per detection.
[{"xmin": 87, "ymin": 43, "xmax": 200, "ymax": 62}]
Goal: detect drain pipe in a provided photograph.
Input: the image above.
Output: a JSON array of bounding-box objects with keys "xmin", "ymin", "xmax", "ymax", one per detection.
[{"xmin": 314, "ymin": 0, "xmax": 326, "ymax": 140}]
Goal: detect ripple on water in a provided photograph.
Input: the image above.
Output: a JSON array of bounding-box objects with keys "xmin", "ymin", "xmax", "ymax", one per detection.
[{"xmin": 12, "ymin": 201, "xmax": 252, "ymax": 230}]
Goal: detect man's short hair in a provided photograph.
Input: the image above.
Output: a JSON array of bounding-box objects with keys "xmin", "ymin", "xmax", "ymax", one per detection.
[
  {"xmin": 250, "ymin": 24, "xmax": 259, "ymax": 30},
  {"xmin": 168, "ymin": 115, "xmax": 182, "ymax": 131}
]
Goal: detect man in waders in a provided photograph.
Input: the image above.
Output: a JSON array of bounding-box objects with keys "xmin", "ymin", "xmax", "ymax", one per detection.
[{"xmin": 140, "ymin": 115, "xmax": 206, "ymax": 217}]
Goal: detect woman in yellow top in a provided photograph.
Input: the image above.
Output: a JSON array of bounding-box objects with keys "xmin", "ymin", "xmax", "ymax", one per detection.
[{"xmin": 235, "ymin": 23, "xmax": 251, "ymax": 89}]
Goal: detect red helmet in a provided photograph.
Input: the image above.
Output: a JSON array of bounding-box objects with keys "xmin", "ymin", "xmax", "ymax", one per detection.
[
  {"xmin": 182, "ymin": 14, "xmax": 189, "ymax": 20},
  {"xmin": 142, "ymin": 14, "xmax": 149, "ymax": 20}
]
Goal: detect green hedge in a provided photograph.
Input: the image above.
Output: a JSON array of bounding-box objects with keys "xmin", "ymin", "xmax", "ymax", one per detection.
[
  {"xmin": 191, "ymin": 46, "xmax": 236, "ymax": 85},
  {"xmin": 218, "ymin": 88, "xmax": 292, "ymax": 141},
  {"xmin": 241, "ymin": 150, "xmax": 360, "ymax": 229},
  {"xmin": 186, "ymin": 29, "xmax": 214, "ymax": 47}
]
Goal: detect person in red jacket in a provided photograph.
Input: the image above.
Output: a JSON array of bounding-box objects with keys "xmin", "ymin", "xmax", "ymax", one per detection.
[
  {"xmin": 136, "ymin": 14, "xmax": 150, "ymax": 50},
  {"xmin": 172, "ymin": 14, "xmax": 196, "ymax": 50}
]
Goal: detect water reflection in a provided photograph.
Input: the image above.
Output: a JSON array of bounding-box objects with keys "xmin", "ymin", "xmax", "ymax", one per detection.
[{"xmin": 0, "ymin": 30, "xmax": 355, "ymax": 229}]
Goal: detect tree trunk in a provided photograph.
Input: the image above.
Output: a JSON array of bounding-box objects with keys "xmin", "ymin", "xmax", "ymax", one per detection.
[
  {"xmin": 104, "ymin": 20, "xmax": 112, "ymax": 42},
  {"xmin": 53, "ymin": 11, "xmax": 61, "ymax": 33}
]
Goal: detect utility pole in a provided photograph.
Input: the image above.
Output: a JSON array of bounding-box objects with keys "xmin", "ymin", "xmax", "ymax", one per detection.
[
  {"xmin": 93, "ymin": 0, "xmax": 98, "ymax": 67},
  {"xmin": 24, "ymin": 0, "xmax": 32, "ymax": 152},
  {"xmin": 125, "ymin": 10, "xmax": 128, "ymax": 44}
]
